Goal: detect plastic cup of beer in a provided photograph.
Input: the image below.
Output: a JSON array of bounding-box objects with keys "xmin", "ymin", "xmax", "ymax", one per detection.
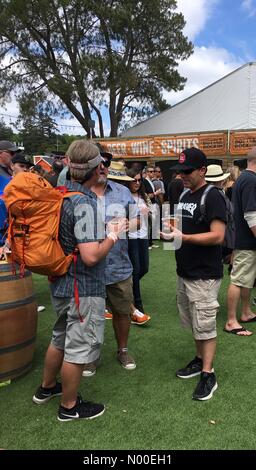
[
  {"xmin": 162, "ymin": 216, "xmax": 179, "ymax": 230},
  {"xmin": 110, "ymin": 216, "xmax": 122, "ymax": 233}
]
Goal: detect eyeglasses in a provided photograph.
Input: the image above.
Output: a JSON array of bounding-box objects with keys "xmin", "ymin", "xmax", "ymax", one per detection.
[
  {"xmin": 148, "ymin": 170, "xmax": 155, "ymax": 173},
  {"xmin": 133, "ymin": 178, "xmax": 142, "ymax": 183},
  {"xmin": 178, "ymin": 168, "xmax": 196, "ymax": 175}
]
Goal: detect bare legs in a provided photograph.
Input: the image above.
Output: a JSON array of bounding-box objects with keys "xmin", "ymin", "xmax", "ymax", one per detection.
[
  {"xmin": 41, "ymin": 343, "xmax": 83, "ymax": 409},
  {"xmin": 225, "ymin": 285, "xmax": 254, "ymax": 335},
  {"xmin": 195, "ymin": 338, "xmax": 216, "ymax": 372},
  {"xmin": 112, "ymin": 314, "xmax": 131, "ymax": 351}
]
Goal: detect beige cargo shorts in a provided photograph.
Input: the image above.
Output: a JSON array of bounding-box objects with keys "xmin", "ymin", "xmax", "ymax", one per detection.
[
  {"xmin": 231, "ymin": 250, "xmax": 256, "ymax": 288},
  {"xmin": 177, "ymin": 277, "xmax": 222, "ymax": 340}
]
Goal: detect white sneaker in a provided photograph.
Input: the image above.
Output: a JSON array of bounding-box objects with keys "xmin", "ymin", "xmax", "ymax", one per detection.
[
  {"xmin": 82, "ymin": 357, "xmax": 101, "ymax": 377},
  {"xmin": 82, "ymin": 367, "xmax": 96, "ymax": 377},
  {"xmin": 152, "ymin": 244, "xmax": 159, "ymax": 248},
  {"xmin": 37, "ymin": 305, "xmax": 45, "ymax": 313}
]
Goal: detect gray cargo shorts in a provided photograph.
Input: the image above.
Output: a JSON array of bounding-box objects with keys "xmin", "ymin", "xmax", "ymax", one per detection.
[
  {"xmin": 176, "ymin": 277, "xmax": 221, "ymax": 340},
  {"xmin": 51, "ymin": 295, "xmax": 105, "ymax": 364}
]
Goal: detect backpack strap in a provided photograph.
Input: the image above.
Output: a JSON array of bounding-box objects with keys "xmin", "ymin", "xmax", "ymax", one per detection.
[
  {"xmin": 62, "ymin": 190, "xmax": 84, "ymax": 323},
  {"xmin": 62, "ymin": 191, "xmax": 84, "ymax": 199},
  {"xmin": 196, "ymin": 184, "xmax": 215, "ymax": 224},
  {"xmin": 179, "ymin": 188, "xmax": 190, "ymax": 202}
]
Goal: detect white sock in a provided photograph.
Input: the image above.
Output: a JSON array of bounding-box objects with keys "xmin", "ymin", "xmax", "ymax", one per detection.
[{"xmin": 134, "ymin": 309, "xmax": 145, "ymax": 317}]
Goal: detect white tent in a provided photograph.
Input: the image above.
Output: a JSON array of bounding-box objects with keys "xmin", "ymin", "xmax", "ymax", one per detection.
[{"xmin": 122, "ymin": 62, "xmax": 256, "ymax": 137}]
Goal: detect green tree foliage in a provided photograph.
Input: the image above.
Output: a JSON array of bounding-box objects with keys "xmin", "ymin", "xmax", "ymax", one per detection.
[
  {"xmin": 16, "ymin": 93, "xmax": 59, "ymax": 154},
  {"xmin": 0, "ymin": 0, "xmax": 193, "ymax": 137},
  {"xmin": 0, "ymin": 119, "xmax": 14, "ymax": 140}
]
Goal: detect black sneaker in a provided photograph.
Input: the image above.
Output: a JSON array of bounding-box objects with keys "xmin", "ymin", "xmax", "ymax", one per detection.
[
  {"xmin": 58, "ymin": 395, "xmax": 105, "ymax": 422},
  {"xmin": 193, "ymin": 372, "xmax": 218, "ymax": 401},
  {"xmin": 176, "ymin": 356, "xmax": 203, "ymax": 379},
  {"xmin": 32, "ymin": 381, "xmax": 62, "ymax": 404}
]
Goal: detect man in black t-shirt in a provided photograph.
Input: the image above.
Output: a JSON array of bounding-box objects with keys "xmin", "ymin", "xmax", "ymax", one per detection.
[
  {"xmin": 225, "ymin": 148, "xmax": 256, "ymax": 336},
  {"xmin": 161, "ymin": 148, "xmax": 226, "ymax": 401}
]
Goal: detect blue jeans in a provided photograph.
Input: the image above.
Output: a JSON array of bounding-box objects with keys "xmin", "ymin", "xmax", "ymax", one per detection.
[{"xmin": 128, "ymin": 238, "xmax": 149, "ymax": 312}]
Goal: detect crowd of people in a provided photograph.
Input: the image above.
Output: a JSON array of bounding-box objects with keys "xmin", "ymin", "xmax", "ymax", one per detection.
[{"xmin": 1, "ymin": 138, "xmax": 256, "ymax": 420}]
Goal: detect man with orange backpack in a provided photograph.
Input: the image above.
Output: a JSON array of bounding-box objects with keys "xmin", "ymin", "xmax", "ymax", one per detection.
[{"xmin": 29, "ymin": 139, "xmax": 126, "ymax": 422}]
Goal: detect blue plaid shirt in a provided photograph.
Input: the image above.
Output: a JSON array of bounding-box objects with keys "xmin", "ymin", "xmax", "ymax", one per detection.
[
  {"xmin": 50, "ymin": 180, "xmax": 105, "ymax": 298},
  {"xmin": 104, "ymin": 180, "xmax": 138, "ymax": 285}
]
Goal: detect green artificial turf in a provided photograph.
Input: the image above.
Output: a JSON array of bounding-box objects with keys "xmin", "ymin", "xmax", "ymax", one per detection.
[{"xmin": 1, "ymin": 243, "xmax": 256, "ymax": 450}]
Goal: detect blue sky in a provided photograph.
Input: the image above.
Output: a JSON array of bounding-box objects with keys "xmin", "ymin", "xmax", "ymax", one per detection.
[
  {"xmin": 195, "ymin": 0, "xmax": 256, "ymax": 59},
  {"xmin": 164, "ymin": 0, "xmax": 256, "ymax": 106},
  {"xmin": 1, "ymin": 0, "xmax": 256, "ymax": 136}
]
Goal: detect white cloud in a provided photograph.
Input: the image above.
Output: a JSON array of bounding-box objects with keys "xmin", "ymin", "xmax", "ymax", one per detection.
[
  {"xmin": 242, "ymin": 0, "xmax": 256, "ymax": 17},
  {"xmin": 176, "ymin": 0, "xmax": 219, "ymax": 40},
  {"xmin": 163, "ymin": 1, "xmax": 243, "ymax": 107},
  {"xmin": 164, "ymin": 46, "xmax": 242, "ymax": 105}
]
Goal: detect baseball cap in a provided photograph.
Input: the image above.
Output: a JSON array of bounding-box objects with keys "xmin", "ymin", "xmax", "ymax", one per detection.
[
  {"xmin": 12, "ymin": 153, "xmax": 33, "ymax": 166},
  {"xmin": 172, "ymin": 147, "xmax": 207, "ymax": 171},
  {"xmin": 0, "ymin": 140, "xmax": 20, "ymax": 152}
]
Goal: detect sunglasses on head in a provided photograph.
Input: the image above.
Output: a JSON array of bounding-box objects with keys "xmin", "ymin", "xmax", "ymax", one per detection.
[{"xmin": 178, "ymin": 168, "xmax": 196, "ymax": 175}]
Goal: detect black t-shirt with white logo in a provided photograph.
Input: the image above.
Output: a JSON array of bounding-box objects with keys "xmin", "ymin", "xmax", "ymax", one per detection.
[
  {"xmin": 232, "ymin": 170, "xmax": 256, "ymax": 250},
  {"xmin": 175, "ymin": 184, "xmax": 227, "ymax": 280}
]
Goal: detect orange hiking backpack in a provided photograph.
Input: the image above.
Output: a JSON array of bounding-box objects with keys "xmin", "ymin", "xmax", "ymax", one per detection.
[{"xmin": 4, "ymin": 172, "xmax": 81, "ymax": 276}]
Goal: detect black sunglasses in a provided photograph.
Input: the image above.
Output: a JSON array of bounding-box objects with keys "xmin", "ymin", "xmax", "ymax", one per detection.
[
  {"xmin": 101, "ymin": 158, "xmax": 111, "ymax": 168},
  {"xmin": 54, "ymin": 156, "xmax": 66, "ymax": 160},
  {"xmin": 178, "ymin": 168, "xmax": 196, "ymax": 175},
  {"xmin": 133, "ymin": 178, "xmax": 142, "ymax": 183}
]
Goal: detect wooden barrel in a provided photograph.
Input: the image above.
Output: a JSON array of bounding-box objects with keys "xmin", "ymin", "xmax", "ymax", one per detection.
[{"xmin": 0, "ymin": 262, "xmax": 38, "ymax": 381}]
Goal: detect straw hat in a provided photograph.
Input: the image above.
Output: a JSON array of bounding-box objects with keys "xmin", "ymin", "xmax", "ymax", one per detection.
[
  {"xmin": 205, "ymin": 164, "xmax": 230, "ymax": 182},
  {"xmin": 107, "ymin": 161, "xmax": 134, "ymax": 181}
]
